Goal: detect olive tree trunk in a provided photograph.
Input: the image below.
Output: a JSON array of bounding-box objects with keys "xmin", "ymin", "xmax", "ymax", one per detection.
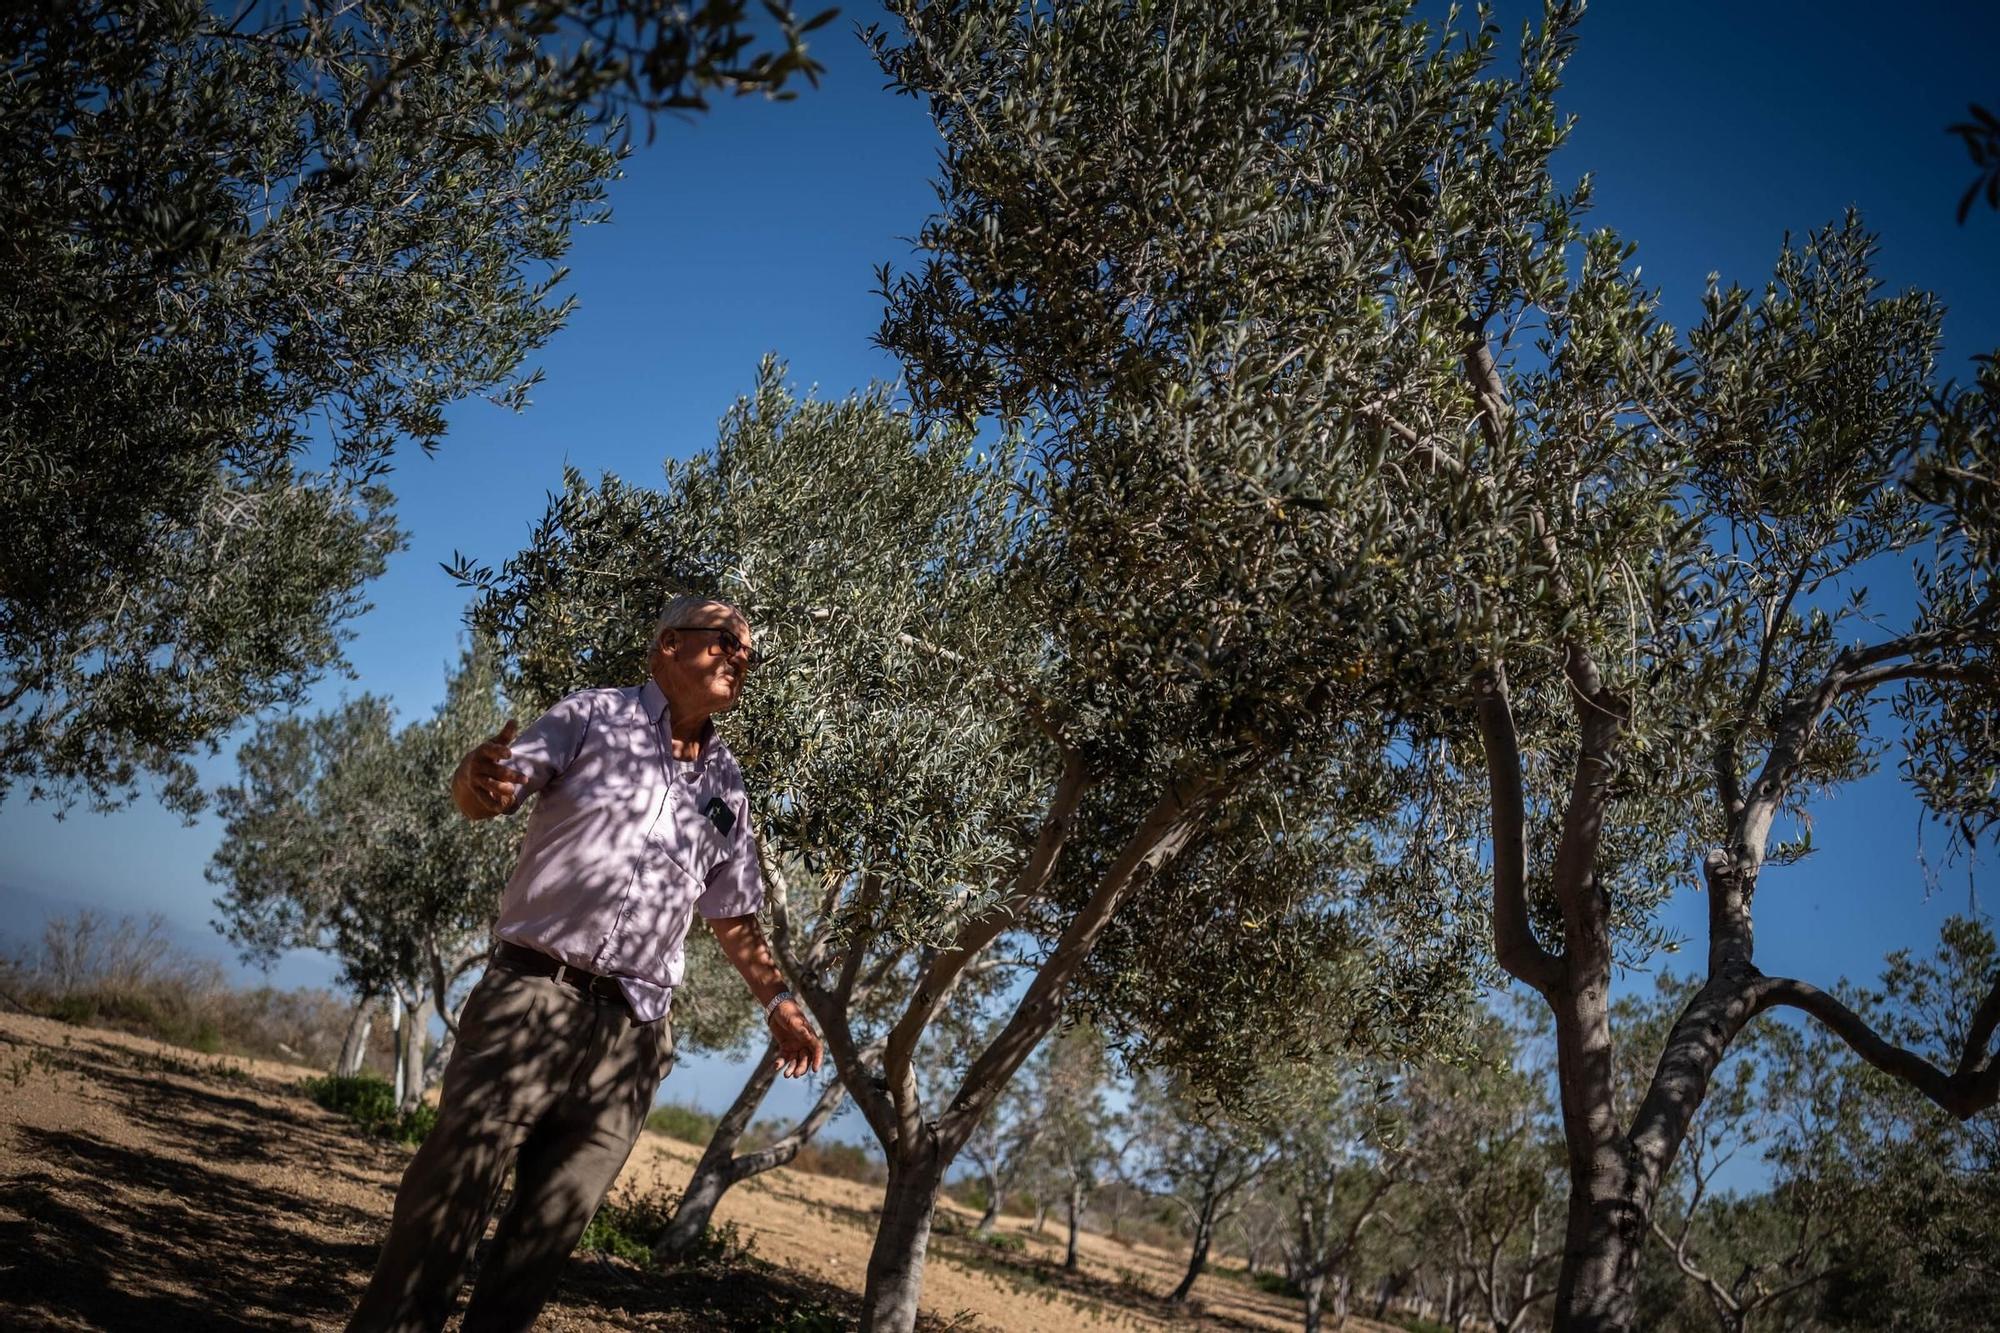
[
  {"xmin": 1063, "ymin": 1179, "xmax": 1084, "ymax": 1271},
  {"xmin": 1301, "ymin": 1272, "xmax": 1329, "ymax": 1333},
  {"xmin": 973, "ymin": 1167, "xmax": 1003, "ymax": 1234},
  {"xmin": 859, "ymin": 1135, "xmax": 947, "ymax": 1333},
  {"xmin": 655, "ymin": 1036, "xmax": 854, "ymax": 1263},
  {"xmin": 336, "ymin": 992, "xmax": 373, "ymax": 1076},
  {"xmin": 1168, "ymin": 1194, "xmax": 1219, "ymax": 1304},
  {"xmin": 396, "ymin": 992, "xmax": 433, "ymax": 1111}
]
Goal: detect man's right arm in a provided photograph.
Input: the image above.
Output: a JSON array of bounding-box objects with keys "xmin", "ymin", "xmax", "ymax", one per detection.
[{"xmin": 451, "ymin": 719, "xmax": 525, "ymax": 820}]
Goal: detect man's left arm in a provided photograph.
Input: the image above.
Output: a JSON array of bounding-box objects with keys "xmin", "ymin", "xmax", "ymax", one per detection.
[{"xmin": 708, "ymin": 913, "xmax": 823, "ymax": 1078}]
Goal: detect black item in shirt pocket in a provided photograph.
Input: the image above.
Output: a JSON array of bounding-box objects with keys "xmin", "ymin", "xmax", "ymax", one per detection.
[{"xmin": 702, "ymin": 796, "xmax": 736, "ymax": 837}]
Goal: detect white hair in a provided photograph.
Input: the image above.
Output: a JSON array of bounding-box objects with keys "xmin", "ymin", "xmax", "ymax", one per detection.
[{"xmin": 654, "ymin": 594, "xmax": 745, "ymax": 643}]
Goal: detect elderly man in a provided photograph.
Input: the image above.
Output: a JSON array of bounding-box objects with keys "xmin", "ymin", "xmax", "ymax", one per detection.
[{"xmin": 348, "ymin": 595, "xmax": 822, "ymax": 1333}]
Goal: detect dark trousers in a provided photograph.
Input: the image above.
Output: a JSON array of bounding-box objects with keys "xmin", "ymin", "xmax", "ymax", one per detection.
[{"xmin": 345, "ymin": 964, "xmax": 673, "ymax": 1333}]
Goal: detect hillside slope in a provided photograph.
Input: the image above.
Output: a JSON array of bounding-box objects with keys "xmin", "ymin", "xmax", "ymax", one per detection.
[{"xmin": 0, "ymin": 1012, "xmax": 1394, "ymax": 1332}]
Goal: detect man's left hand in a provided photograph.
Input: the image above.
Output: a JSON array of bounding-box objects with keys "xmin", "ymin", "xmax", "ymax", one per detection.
[{"xmin": 769, "ymin": 999, "xmax": 823, "ymax": 1077}]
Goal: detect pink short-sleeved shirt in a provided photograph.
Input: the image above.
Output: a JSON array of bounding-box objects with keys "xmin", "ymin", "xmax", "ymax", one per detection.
[{"xmin": 493, "ymin": 678, "xmax": 762, "ymax": 1022}]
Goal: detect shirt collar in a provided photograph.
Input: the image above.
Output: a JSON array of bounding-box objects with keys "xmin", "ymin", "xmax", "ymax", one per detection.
[{"xmin": 640, "ymin": 678, "xmax": 718, "ymax": 753}]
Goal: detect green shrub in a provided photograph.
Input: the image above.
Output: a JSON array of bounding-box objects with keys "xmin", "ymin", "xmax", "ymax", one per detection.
[
  {"xmin": 177, "ymin": 1017, "xmax": 224, "ymax": 1053},
  {"xmin": 302, "ymin": 1072, "xmax": 436, "ymax": 1144},
  {"xmin": 1250, "ymin": 1270, "xmax": 1300, "ymax": 1298},
  {"xmin": 577, "ymin": 1205, "xmax": 656, "ymax": 1264},
  {"xmin": 304, "ymin": 1072, "xmax": 398, "ymax": 1123},
  {"xmin": 644, "ymin": 1099, "xmax": 720, "ymax": 1144},
  {"xmin": 48, "ymin": 994, "xmax": 98, "ymax": 1024},
  {"xmin": 394, "ymin": 1101, "xmax": 439, "ymax": 1144},
  {"xmin": 971, "ymin": 1229, "xmax": 1026, "ymax": 1254},
  {"xmin": 574, "ymin": 1185, "xmax": 751, "ymax": 1268}
]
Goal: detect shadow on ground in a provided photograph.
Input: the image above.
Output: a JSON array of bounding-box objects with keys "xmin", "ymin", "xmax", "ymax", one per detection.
[
  {"xmin": 0, "ymin": 1021, "xmax": 967, "ymax": 1332},
  {"xmin": 921, "ymin": 1213, "xmax": 1283, "ymax": 1333}
]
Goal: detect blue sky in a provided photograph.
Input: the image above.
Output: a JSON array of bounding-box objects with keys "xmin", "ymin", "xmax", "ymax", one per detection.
[{"xmin": 4, "ymin": 1, "xmax": 1997, "ymax": 1128}]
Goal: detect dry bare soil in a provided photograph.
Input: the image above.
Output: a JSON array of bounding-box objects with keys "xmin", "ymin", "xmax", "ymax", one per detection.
[{"xmin": 0, "ymin": 1013, "xmax": 1400, "ymax": 1333}]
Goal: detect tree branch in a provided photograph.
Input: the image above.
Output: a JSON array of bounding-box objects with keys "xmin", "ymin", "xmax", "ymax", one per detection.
[
  {"xmin": 764, "ymin": 856, "xmax": 899, "ymax": 1145},
  {"xmin": 731, "ymin": 1034, "xmax": 885, "ymax": 1182},
  {"xmin": 881, "ymin": 752, "xmax": 1090, "ymax": 1148},
  {"xmin": 1835, "ymin": 659, "xmax": 1995, "ymax": 695},
  {"xmin": 1475, "ymin": 662, "xmax": 1562, "ymax": 993},
  {"xmin": 1552, "ymin": 643, "xmax": 1628, "ymax": 969},
  {"xmin": 1752, "ymin": 974, "xmax": 2000, "ymax": 1120},
  {"xmin": 936, "ymin": 767, "xmax": 1232, "ymax": 1153},
  {"xmin": 1649, "ymin": 1214, "xmax": 1742, "ymax": 1323},
  {"xmin": 1735, "ymin": 624, "xmax": 1998, "ymax": 862},
  {"xmin": 831, "ymin": 871, "xmax": 883, "ymax": 1002}
]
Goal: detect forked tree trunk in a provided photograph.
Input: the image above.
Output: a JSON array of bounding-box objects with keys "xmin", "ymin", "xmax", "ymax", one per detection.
[
  {"xmin": 658, "ymin": 1044, "xmax": 781, "ymax": 1259},
  {"xmin": 657, "ymin": 1038, "xmax": 853, "ymax": 1263},
  {"xmin": 1544, "ymin": 866, "xmax": 1755, "ymax": 1331},
  {"xmin": 1543, "ymin": 947, "xmax": 1649, "ymax": 1333},
  {"xmin": 860, "ymin": 1139, "xmax": 947, "ymax": 1333},
  {"xmin": 337, "ymin": 994, "xmax": 373, "ymax": 1076}
]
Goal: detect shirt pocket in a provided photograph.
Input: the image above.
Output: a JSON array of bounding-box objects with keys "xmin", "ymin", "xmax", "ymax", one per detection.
[{"xmin": 674, "ymin": 790, "xmax": 741, "ymax": 880}]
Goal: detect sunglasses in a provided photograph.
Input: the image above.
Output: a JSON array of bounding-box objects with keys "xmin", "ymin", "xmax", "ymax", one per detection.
[{"xmin": 668, "ymin": 624, "xmax": 763, "ymax": 669}]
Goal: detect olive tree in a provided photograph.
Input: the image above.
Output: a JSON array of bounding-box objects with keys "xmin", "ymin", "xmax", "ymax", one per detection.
[
  {"xmin": 458, "ymin": 363, "xmax": 1048, "ymax": 1295},
  {"xmin": 0, "ymin": 0, "xmax": 830, "ymax": 814},
  {"xmin": 210, "ymin": 646, "xmax": 521, "ymax": 1103},
  {"xmin": 1403, "ymin": 1011, "xmax": 1563, "ymax": 1333},
  {"xmin": 863, "ymin": 4, "xmax": 1999, "ymax": 1330},
  {"xmin": 1265, "ymin": 1064, "xmax": 1406, "ymax": 1333},
  {"xmin": 464, "ymin": 345, "xmax": 1468, "ymax": 1329},
  {"xmin": 1124, "ymin": 1070, "xmax": 1278, "ymax": 1305},
  {"xmin": 1028, "ymin": 1019, "xmax": 1116, "ymax": 1271},
  {"xmin": 1450, "ymin": 214, "xmax": 1998, "ymax": 1331}
]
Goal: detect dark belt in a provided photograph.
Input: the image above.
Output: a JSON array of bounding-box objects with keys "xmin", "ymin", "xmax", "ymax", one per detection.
[{"xmin": 492, "ymin": 940, "xmax": 627, "ymax": 1003}]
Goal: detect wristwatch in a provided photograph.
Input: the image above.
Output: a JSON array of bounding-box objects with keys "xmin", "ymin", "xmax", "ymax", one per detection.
[{"xmin": 762, "ymin": 987, "xmax": 795, "ymax": 1019}]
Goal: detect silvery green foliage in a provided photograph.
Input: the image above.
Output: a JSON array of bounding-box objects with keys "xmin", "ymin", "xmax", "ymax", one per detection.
[
  {"xmin": 208, "ymin": 646, "xmax": 519, "ymax": 1029},
  {"xmin": 869, "ymin": 0, "xmax": 1699, "ymax": 925},
  {"xmin": 1077, "ymin": 743, "xmax": 1491, "ymax": 1095},
  {"xmin": 410, "ymin": 0, "xmax": 838, "ymax": 131},
  {"xmin": 866, "ymin": 4, "xmax": 1995, "ymax": 1326},
  {"xmin": 0, "ymin": 0, "xmax": 624, "ymax": 815},
  {"xmin": 1819, "ymin": 921, "xmax": 2000, "ymax": 1330},
  {"xmin": 457, "ymin": 361, "xmax": 1041, "ymax": 938}
]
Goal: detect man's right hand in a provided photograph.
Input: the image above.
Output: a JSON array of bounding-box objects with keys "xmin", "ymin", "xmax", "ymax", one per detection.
[{"xmin": 453, "ymin": 719, "xmax": 525, "ymax": 819}]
